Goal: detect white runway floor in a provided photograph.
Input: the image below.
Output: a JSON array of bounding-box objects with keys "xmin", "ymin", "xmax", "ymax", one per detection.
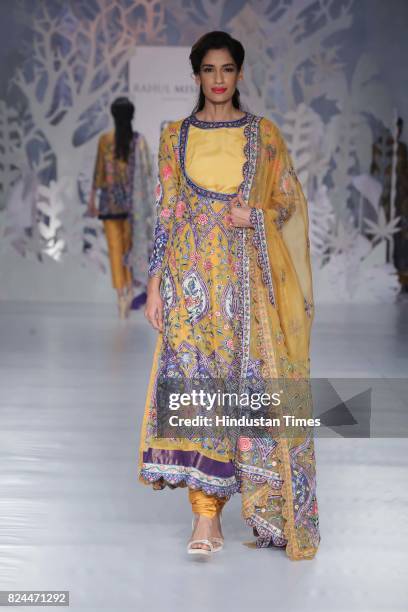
[{"xmin": 0, "ymin": 300, "xmax": 407, "ymax": 611}]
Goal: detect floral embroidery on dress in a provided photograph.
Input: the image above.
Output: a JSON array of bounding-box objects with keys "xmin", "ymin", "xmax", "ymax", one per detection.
[
  {"xmin": 182, "ymin": 268, "xmax": 210, "ymax": 325},
  {"xmin": 274, "ymin": 204, "xmax": 296, "ymax": 231},
  {"xmin": 279, "ymin": 166, "xmax": 298, "ymax": 197},
  {"xmin": 221, "ymin": 280, "xmax": 239, "ymax": 320},
  {"xmin": 264, "ymin": 143, "xmax": 277, "ymax": 162}
]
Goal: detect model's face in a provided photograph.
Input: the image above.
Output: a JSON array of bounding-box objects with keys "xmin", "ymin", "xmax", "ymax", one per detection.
[{"xmin": 194, "ymin": 48, "xmax": 243, "ymax": 105}]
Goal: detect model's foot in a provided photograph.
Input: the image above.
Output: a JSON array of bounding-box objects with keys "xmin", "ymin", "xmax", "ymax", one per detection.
[
  {"xmin": 189, "ymin": 513, "xmax": 224, "ymax": 551},
  {"xmin": 117, "ymin": 294, "xmax": 130, "ymax": 319}
]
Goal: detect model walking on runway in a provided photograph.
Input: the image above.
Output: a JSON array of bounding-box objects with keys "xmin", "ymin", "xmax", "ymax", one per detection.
[
  {"xmin": 88, "ymin": 97, "xmax": 154, "ymax": 318},
  {"xmin": 139, "ymin": 31, "xmax": 320, "ymax": 560}
]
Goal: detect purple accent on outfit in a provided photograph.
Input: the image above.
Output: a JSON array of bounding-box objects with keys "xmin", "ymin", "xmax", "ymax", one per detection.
[
  {"xmin": 131, "ymin": 292, "xmax": 147, "ymax": 310},
  {"xmin": 143, "ymin": 447, "xmax": 236, "ymax": 478}
]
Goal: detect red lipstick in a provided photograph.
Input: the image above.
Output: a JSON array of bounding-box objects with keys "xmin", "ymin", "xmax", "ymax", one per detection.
[{"xmin": 211, "ymin": 87, "xmax": 227, "ymax": 93}]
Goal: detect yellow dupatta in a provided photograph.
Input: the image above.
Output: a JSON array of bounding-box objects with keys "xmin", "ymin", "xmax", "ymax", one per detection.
[{"xmin": 236, "ymin": 115, "xmax": 320, "ymax": 560}]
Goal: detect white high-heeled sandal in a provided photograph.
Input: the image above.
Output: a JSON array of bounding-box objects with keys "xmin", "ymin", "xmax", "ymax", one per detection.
[
  {"xmin": 187, "ymin": 514, "xmax": 224, "ymax": 555},
  {"xmin": 187, "ymin": 536, "xmax": 214, "ymax": 556}
]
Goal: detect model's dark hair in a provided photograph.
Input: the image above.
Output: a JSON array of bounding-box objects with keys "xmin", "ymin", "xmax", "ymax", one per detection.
[
  {"xmin": 110, "ymin": 97, "xmax": 135, "ymax": 162},
  {"xmin": 189, "ymin": 31, "xmax": 245, "ymax": 113}
]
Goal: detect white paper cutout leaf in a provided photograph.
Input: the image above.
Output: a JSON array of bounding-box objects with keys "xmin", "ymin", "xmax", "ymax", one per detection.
[
  {"xmin": 363, "ymin": 207, "xmax": 401, "ymax": 242},
  {"xmin": 325, "ymin": 218, "xmax": 359, "ymax": 256}
]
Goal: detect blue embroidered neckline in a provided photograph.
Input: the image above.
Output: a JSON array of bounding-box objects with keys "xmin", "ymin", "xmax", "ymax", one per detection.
[
  {"xmin": 179, "ymin": 112, "xmax": 257, "ymax": 202},
  {"xmin": 189, "ymin": 112, "xmax": 249, "ymax": 129}
]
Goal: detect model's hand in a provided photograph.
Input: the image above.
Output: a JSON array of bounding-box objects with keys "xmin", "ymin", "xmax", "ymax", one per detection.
[
  {"xmin": 144, "ymin": 281, "xmax": 164, "ymax": 332},
  {"xmin": 228, "ymin": 191, "xmax": 253, "ymax": 228}
]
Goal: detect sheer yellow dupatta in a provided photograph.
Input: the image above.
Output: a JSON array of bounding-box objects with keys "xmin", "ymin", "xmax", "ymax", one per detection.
[{"xmin": 236, "ymin": 116, "xmax": 320, "ymax": 560}]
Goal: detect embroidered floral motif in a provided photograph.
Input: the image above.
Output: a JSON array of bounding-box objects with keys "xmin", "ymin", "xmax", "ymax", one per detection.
[
  {"xmin": 175, "ymin": 200, "xmax": 186, "ymax": 218},
  {"xmin": 238, "ymin": 437, "xmax": 253, "ymax": 451},
  {"xmin": 265, "ymin": 143, "xmax": 277, "ymax": 161},
  {"xmin": 304, "ymin": 298, "xmax": 314, "ymax": 318},
  {"xmin": 274, "ymin": 204, "xmax": 295, "ymax": 231},
  {"xmin": 182, "ymin": 268, "xmax": 210, "ymax": 325},
  {"xmin": 221, "ymin": 280, "xmax": 239, "ymax": 320},
  {"xmin": 279, "ymin": 166, "xmax": 297, "ymax": 196}
]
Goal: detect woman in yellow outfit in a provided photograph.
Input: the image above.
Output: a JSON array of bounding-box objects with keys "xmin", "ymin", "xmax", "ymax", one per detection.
[
  {"xmin": 88, "ymin": 97, "xmax": 154, "ymax": 318},
  {"xmin": 140, "ymin": 32, "xmax": 321, "ymax": 560}
]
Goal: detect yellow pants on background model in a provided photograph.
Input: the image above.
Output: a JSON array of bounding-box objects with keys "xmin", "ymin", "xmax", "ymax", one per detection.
[
  {"xmin": 103, "ymin": 218, "xmax": 132, "ymax": 290},
  {"xmin": 188, "ymin": 488, "xmax": 228, "ymax": 518}
]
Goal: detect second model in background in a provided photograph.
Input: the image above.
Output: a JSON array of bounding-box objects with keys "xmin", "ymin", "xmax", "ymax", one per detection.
[{"xmin": 88, "ymin": 97, "xmax": 154, "ymax": 318}]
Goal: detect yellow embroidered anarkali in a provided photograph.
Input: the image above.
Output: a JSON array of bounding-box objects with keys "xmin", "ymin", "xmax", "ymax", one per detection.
[{"xmin": 138, "ymin": 112, "xmax": 321, "ymax": 560}]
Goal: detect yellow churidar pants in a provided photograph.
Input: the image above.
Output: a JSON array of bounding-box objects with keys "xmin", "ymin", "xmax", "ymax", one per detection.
[
  {"xmin": 188, "ymin": 488, "xmax": 228, "ymax": 518},
  {"xmin": 103, "ymin": 219, "xmax": 132, "ymax": 290}
]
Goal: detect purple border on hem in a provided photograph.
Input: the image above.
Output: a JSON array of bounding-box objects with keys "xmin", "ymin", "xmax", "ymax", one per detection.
[{"xmin": 143, "ymin": 447, "xmax": 235, "ymax": 478}]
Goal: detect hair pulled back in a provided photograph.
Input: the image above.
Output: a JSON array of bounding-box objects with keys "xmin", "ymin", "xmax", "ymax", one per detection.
[
  {"xmin": 110, "ymin": 97, "xmax": 135, "ymax": 162},
  {"xmin": 189, "ymin": 31, "xmax": 245, "ymax": 113}
]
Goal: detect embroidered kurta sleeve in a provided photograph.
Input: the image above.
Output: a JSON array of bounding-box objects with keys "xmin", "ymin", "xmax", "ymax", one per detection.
[
  {"xmin": 148, "ymin": 125, "xmax": 179, "ymax": 279},
  {"xmin": 92, "ymin": 135, "xmax": 106, "ymax": 190},
  {"xmin": 250, "ymin": 123, "xmax": 314, "ymax": 326}
]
